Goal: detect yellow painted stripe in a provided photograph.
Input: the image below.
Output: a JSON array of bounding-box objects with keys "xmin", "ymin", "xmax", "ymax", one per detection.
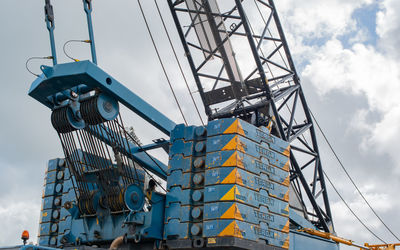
[
  {"xmin": 282, "ymin": 175, "xmax": 290, "ymax": 187},
  {"xmin": 266, "ymin": 120, "xmax": 273, "ymax": 132},
  {"xmin": 223, "ymin": 119, "xmax": 245, "ymax": 136},
  {"xmin": 220, "ymin": 203, "xmax": 243, "ymax": 221},
  {"xmin": 221, "ymin": 135, "xmax": 245, "ymax": 152},
  {"xmin": 282, "ymin": 236, "xmax": 290, "ymax": 249},
  {"xmin": 221, "ymin": 168, "xmax": 238, "ymax": 184},
  {"xmin": 222, "ymin": 151, "xmax": 239, "ymax": 167},
  {"xmin": 282, "ymin": 160, "xmax": 290, "ymax": 172},
  {"xmin": 283, "ymin": 145, "xmax": 291, "ymax": 157},
  {"xmin": 220, "ymin": 185, "xmax": 236, "ymax": 201},
  {"xmin": 282, "ymin": 220, "xmax": 290, "ymax": 233},
  {"xmin": 218, "ymin": 220, "xmax": 243, "ymax": 238},
  {"xmin": 283, "ymin": 190, "xmax": 289, "ymax": 202}
]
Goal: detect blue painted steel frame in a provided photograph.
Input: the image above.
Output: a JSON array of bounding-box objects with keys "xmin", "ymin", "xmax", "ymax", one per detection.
[
  {"xmin": 29, "ymin": 60, "xmax": 176, "ymax": 135},
  {"xmin": 28, "ymin": 60, "xmax": 174, "ymax": 179},
  {"xmin": 44, "ymin": 0, "xmax": 57, "ymax": 65},
  {"xmin": 87, "ymin": 125, "xmax": 168, "ymax": 179},
  {"xmin": 83, "ymin": 0, "xmax": 97, "ymax": 65}
]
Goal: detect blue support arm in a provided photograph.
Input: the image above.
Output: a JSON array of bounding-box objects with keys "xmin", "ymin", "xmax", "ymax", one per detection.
[
  {"xmin": 85, "ymin": 125, "xmax": 168, "ymax": 180},
  {"xmin": 29, "ymin": 61, "xmax": 176, "ymax": 135},
  {"xmin": 83, "ymin": 0, "xmax": 97, "ymax": 65},
  {"xmin": 44, "ymin": 0, "xmax": 57, "ymax": 65},
  {"xmin": 28, "ymin": 61, "xmax": 174, "ymax": 179}
]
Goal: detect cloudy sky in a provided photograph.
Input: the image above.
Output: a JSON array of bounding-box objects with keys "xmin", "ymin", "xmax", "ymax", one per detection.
[{"xmin": 1, "ymin": 0, "xmax": 399, "ymax": 249}]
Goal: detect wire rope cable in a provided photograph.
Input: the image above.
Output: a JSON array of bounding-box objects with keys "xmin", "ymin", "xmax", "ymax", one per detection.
[
  {"xmin": 323, "ymin": 169, "xmax": 387, "ymax": 243},
  {"xmin": 137, "ymin": 0, "xmax": 188, "ymax": 125},
  {"xmin": 309, "ymin": 109, "xmax": 400, "ymax": 241},
  {"xmin": 113, "ymin": 122, "xmax": 167, "ymax": 193},
  {"xmin": 252, "ymin": 2, "xmax": 398, "ymax": 241},
  {"xmin": 63, "ymin": 39, "xmax": 91, "ymax": 62},
  {"xmin": 25, "ymin": 56, "xmax": 53, "ymax": 77},
  {"xmin": 153, "ymin": 0, "xmax": 205, "ymax": 126}
]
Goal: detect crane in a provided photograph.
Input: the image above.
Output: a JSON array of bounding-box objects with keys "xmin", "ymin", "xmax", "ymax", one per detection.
[{"xmin": 3, "ymin": 0, "xmax": 396, "ymax": 250}]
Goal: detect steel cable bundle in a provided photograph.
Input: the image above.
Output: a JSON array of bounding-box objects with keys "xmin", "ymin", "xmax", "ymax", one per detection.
[{"xmin": 52, "ymin": 96, "xmax": 143, "ymax": 214}]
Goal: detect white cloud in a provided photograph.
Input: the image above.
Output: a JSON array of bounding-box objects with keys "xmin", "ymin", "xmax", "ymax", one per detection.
[
  {"xmin": 276, "ymin": 0, "xmax": 400, "ymax": 244},
  {"xmin": 0, "ymin": 200, "xmax": 40, "ymax": 245},
  {"xmin": 303, "ymin": 40, "xmax": 400, "ymax": 110},
  {"xmin": 301, "ymin": 19, "xmax": 400, "ymax": 171},
  {"xmin": 377, "ymin": 0, "xmax": 400, "ymax": 57},
  {"xmin": 277, "ymin": 0, "xmax": 373, "ymax": 38},
  {"xmin": 330, "ymin": 190, "xmax": 391, "ymax": 243},
  {"xmin": 348, "ymin": 27, "xmax": 370, "ymax": 45}
]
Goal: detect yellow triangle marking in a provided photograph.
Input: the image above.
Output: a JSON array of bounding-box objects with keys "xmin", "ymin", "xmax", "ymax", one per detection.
[
  {"xmin": 222, "ymin": 151, "xmax": 238, "ymax": 167},
  {"xmin": 223, "ymin": 119, "xmax": 245, "ymax": 136},
  {"xmin": 282, "ymin": 236, "xmax": 290, "ymax": 249},
  {"xmin": 235, "ymin": 185, "xmax": 241, "ymax": 196},
  {"xmin": 284, "ymin": 204, "xmax": 289, "ymax": 214},
  {"xmin": 220, "ymin": 203, "xmax": 243, "ymax": 221},
  {"xmin": 221, "ymin": 168, "xmax": 238, "ymax": 184},
  {"xmin": 221, "ymin": 136, "xmax": 246, "ymax": 153},
  {"xmin": 283, "ymin": 190, "xmax": 289, "ymax": 202},
  {"xmin": 282, "ymin": 175, "xmax": 290, "ymax": 187},
  {"xmin": 283, "ymin": 145, "xmax": 291, "ymax": 157},
  {"xmin": 282, "ymin": 220, "xmax": 290, "ymax": 233},
  {"xmin": 237, "ymin": 137, "xmax": 245, "ymax": 152},
  {"xmin": 218, "ymin": 221, "xmax": 243, "ymax": 238},
  {"xmin": 220, "ymin": 186, "xmax": 236, "ymax": 201},
  {"xmin": 218, "ymin": 221, "xmax": 235, "ymax": 236},
  {"xmin": 282, "ymin": 160, "xmax": 290, "ymax": 172},
  {"xmin": 221, "ymin": 135, "xmax": 238, "ymax": 151}
]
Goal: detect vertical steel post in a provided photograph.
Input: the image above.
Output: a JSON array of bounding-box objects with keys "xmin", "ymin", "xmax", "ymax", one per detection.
[
  {"xmin": 83, "ymin": 0, "xmax": 97, "ymax": 65},
  {"xmin": 44, "ymin": 0, "xmax": 57, "ymax": 65}
]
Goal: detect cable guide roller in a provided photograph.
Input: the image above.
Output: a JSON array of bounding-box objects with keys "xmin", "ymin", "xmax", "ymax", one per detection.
[{"xmin": 51, "ymin": 93, "xmax": 119, "ymax": 133}]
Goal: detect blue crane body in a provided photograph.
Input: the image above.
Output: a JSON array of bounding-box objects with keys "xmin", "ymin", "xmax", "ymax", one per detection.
[
  {"xmin": 3, "ymin": 0, "xmax": 345, "ymax": 249},
  {"xmin": 27, "ymin": 59, "xmax": 338, "ymax": 249}
]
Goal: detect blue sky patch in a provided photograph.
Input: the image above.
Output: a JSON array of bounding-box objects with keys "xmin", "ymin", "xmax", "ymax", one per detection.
[{"xmin": 339, "ymin": 3, "xmax": 380, "ymax": 48}]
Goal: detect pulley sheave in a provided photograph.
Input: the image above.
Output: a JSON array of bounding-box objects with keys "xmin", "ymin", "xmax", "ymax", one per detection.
[
  {"xmin": 51, "ymin": 106, "xmax": 85, "ymax": 133},
  {"xmin": 80, "ymin": 94, "xmax": 119, "ymax": 125},
  {"xmin": 124, "ymin": 184, "xmax": 145, "ymax": 212}
]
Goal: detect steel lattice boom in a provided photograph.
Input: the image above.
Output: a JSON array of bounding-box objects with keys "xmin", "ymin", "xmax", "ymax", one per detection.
[{"xmin": 167, "ymin": 0, "xmax": 333, "ymax": 232}]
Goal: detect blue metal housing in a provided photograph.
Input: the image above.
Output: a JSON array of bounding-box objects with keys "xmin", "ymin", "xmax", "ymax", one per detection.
[
  {"xmin": 29, "ymin": 60, "xmax": 175, "ymax": 136},
  {"xmin": 29, "ymin": 60, "xmax": 173, "ymax": 179}
]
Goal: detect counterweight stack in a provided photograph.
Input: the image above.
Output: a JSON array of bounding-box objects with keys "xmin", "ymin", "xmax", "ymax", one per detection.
[{"xmin": 165, "ymin": 118, "xmax": 291, "ymax": 249}]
